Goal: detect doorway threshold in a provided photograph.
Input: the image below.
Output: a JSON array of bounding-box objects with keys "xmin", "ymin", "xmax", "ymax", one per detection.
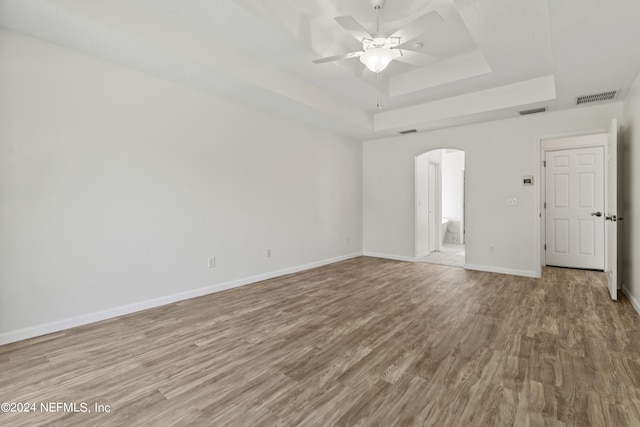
[{"xmin": 417, "ymin": 244, "xmax": 465, "ymax": 267}]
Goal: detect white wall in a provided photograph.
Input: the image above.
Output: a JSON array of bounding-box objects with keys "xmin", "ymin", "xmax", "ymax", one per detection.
[
  {"xmin": 363, "ymin": 103, "xmax": 623, "ymax": 276},
  {"xmin": 622, "ymin": 71, "xmax": 640, "ymax": 312},
  {"xmin": 441, "ymin": 150, "xmax": 465, "ymax": 222},
  {"xmin": 0, "ymin": 31, "xmax": 363, "ymax": 344}
]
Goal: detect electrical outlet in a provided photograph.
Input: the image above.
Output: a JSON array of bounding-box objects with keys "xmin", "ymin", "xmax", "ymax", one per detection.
[
  {"xmin": 346, "ymin": 237, "xmax": 350, "ymax": 246},
  {"xmin": 489, "ymin": 246, "xmax": 495, "ymax": 254},
  {"xmin": 507, "ymin": 198, "xmax": 518, "ymax": 206},
  {"xmin": 208, "ymin": 256, "xmax": 215, "ymax": 268},
  {"xmin": 267, "ymin": 248, "xmax": 272, "ymax": 258}
]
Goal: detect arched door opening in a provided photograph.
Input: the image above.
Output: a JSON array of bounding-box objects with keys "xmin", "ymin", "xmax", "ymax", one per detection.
[{"xmin": 415, "ymin": 149, "xmax": 466, "ymax": 267}]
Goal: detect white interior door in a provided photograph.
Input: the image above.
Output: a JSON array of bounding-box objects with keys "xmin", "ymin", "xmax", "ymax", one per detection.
[
  {"xmin": 428, "ymin": 161, "xmax": 438, "ymax": 252},
  {"xmin": 606, "ymin": 119, "xmax": 618, "ymax": 300},
  {"xmin": 545, "ymin": 146, "xmax": 605, "ymax": 270}
]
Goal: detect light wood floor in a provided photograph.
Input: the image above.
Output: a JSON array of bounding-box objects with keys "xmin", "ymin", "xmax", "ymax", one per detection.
[{"xmin": 2, "ymin": 257, "xmax": 640, "ymax": 426}]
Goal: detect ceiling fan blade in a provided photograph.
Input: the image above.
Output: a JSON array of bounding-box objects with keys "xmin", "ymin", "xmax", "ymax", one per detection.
[
  {"xmin": 395, "ymin": 39, "xmax": 424, "ymax": 50},
  {"xmin": 389, "ymin": 11, "xmax": 443, "ymax": 43},
  {"xmin": 312, "ymin": 51, "xmax": 363, "ymax": 64},
  {"xmin": 335, "ymin": 16, "xmax": 373, "ymax": 42},
  {"xmin": 393, "ymin": 50, "xmax": 438, "ymax": 67}
]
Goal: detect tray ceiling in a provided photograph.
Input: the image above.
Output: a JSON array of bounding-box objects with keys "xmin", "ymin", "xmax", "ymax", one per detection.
[{"xmin": 1, "ymin": 0, "xmax": 639, "ymax": 139}]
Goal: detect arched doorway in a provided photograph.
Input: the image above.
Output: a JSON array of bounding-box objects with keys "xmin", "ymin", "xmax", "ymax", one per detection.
[{"xmin": 415, "ymin": 149, "xmax": 466, "ymax": 267}]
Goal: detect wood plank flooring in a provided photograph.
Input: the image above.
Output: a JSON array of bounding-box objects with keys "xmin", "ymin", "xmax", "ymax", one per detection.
[{"xmin": 2, "ymin": 257, "xmax": 640, "ymax": 426}]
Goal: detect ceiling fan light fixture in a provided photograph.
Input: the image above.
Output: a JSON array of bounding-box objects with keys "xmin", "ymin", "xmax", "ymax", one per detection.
[{"xmin": 360, "ymin": 48, "xmax": 397, "ymax": 73}]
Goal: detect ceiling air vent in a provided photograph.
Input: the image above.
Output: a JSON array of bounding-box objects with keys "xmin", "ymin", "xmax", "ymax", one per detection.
[
  {"xmin": 576, "ymin": 90, "xmax": 617, "ymax": 105},
  {"xmin": 399, "ymin": 129, "xmax": 417, "ymax": 135},
  {"xmin": 519, "ymin": 107, "xmax": 547, "ymax": 116}
]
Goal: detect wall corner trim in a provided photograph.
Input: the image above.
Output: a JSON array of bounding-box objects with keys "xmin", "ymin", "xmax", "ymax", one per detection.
[
  {"xmin": 622, "ymin": 285, "xmax": 640, "ymax": 316},
  {"xmin": 0, "ymin": 252, "xmax": 363, "ymax": 346}
]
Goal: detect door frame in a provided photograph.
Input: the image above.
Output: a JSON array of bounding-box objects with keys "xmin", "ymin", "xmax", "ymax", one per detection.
[
  {"xmin": 461, "ymin": 169, "xmax": 466, "ymax": 245},
  {"xmin": 414, "ymin": 148, "xmax": 465, "ymax": 261},
  {"xmin": 537, "ymin": 130, "xmax": 610, "ymax": 277},
  {"xmin": 427, "ymin": 159, "xmax": 442, "ymax": 253}
]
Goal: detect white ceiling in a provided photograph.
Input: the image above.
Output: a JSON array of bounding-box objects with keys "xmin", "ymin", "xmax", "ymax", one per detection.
[{"xmin": 1, "ymin": 0, "xmax": 640, "ymax": 140}]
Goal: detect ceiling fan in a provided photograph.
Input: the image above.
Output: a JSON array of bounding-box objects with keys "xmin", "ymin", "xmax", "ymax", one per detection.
[{"xmin": 313, "ymin": 0, "xmax": 443, "ymax": 73}]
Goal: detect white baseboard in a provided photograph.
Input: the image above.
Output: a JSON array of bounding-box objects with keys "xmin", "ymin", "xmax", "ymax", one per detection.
[
  {"xmin": 362, "ymin": 252, "xmax": 416, "ymax": 263},
  {"xmin": 464, "ymin": 263, "xmax": 538, "ymax": 278},
  {"xmin": 0, "ymin": 252, "xmax": 362, "ymax": 346},
  {"xmin": 622, "ymin": 285, "xmax": 640, "ymax": 315}
]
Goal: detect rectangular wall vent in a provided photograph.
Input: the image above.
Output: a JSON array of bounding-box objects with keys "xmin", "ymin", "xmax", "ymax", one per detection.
[
  {"xmin": 576, "ymin": 90, "xmax": 617, "ymax": 105},
  {"xmin": 399, "ymin": 129, "xmax": 417, "ymax": 135},
  {"xmin": 519, "ymin": 107, "xmax": 547, "ymax": 115}
]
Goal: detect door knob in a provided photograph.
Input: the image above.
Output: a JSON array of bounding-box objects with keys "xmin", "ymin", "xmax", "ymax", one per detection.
[{"xmin": 590, "ymin": 212, "xmax": 602, "ymax": 217}]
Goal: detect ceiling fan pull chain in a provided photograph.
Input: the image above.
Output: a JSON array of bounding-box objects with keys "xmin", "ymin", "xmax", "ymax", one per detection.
[{"xmin": 377, "ymin": 72, "xmax": 382, "ymax": 110}]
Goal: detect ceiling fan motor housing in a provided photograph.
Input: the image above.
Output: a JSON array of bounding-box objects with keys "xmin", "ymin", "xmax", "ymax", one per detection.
[{"xmin": 363, "ymin": 37, "xmax": 399, "ymax": 50}]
